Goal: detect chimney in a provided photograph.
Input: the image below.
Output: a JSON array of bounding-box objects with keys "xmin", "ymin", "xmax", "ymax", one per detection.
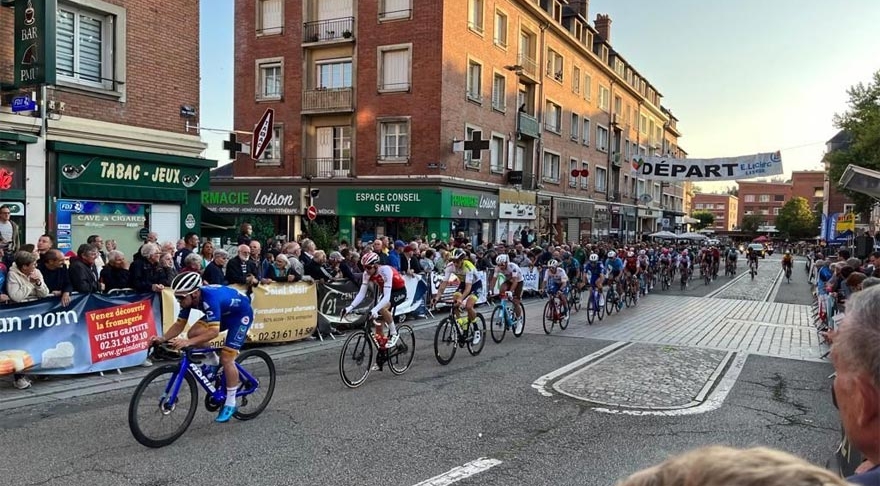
[
  {"xmin": 568, "ymin": 0, "xmax": 589, "ymax": 18},
  {"xmin": 595, "ymin": 14, "xmax": 612, "ymax": 43}
]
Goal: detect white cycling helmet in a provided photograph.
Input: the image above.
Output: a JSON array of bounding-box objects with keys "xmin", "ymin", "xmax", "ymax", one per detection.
[
  {"xmin": 589, "ymin": 253, "xmax": 599, "ymax": 262},
  {"xmin": 607, "ymin": 250, "xmax": 617, "ymax": 258},
  {"xmin": 171, "ymin": 271, "xmax": 202, "ymax": 296},
  {"xmin": 360, "ymin": 251, "xmax": 380, "ymax": 267},
  {"xmin": 627, "ymin": 251, "xmax": 634, "ymax": 258},
  {"xmin": 547, "ymin": 259, "xmax": 560, "ymax": 269},
  {"xmin": 495, "ymin": 253, "xmax": 509, "ymax": 265},
  {"xmin": 451, "ymin": 248, "xmax": 467, "ymax": 260},
  {"xmin": 639, "ymin": 249, "xmax": 646, "ymax": 256}
]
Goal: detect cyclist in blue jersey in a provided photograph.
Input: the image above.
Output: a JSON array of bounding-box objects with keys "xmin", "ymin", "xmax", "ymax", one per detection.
[
  {"xmin": 151, "ymin": 272, "xmax": 253, "ymax": 423},
  {"xmin": 583, "ymin": 253, "xmax": 606, "ymax": 306},
  {"xmin": 604, "ymin": 250, "xmax": 624, "ymax": 291}
]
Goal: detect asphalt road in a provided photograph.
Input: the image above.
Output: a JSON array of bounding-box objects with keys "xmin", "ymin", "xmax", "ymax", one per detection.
[{"xmin": 2, "ymin": 274, "xmax": 840, "ymax": 486}]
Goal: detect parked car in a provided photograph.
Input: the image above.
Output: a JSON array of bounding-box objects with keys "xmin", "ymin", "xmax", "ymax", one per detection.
[{"xmin": 748, "ymin": 243, "xmax": 766, "ymax": 258}]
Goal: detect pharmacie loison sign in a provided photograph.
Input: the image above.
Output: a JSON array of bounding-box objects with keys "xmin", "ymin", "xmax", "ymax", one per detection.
[{"xmin": 202, "ymin": 187, "xmax": 299, "ymax": 214}]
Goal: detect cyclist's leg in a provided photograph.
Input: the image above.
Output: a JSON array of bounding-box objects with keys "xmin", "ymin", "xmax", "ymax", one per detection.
[
  {"xmin": 465, "ymin": 281, "xmax": 481, "ymax": 323},
  {"xmin": 512, "ymin": 280, "xmax": 524, "ymax": 318}
]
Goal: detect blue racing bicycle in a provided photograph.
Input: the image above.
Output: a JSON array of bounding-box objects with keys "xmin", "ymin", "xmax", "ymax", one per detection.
[
  {"xmin": 128, "ymin": 344, "xmax": 276, "ymax": 447},
  {"xmin": 488, "ymin": 291, "xmax": 526, "ymax": 343}
]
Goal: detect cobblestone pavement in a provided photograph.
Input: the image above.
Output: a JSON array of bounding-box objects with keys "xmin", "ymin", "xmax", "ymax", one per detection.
[
  {"xmin": 553, "ymin": 343, "xmax": 730, "ymax": 409},
  {"xmin": 711, "ymin": 258, "xmax": 782, "ymax": 301}
]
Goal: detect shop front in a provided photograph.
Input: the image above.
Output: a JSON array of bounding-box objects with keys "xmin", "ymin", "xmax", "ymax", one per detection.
[
  {"xmin": 337, "ymin": 188, "xmax": 444, "ymax": 244},
  {"xmin": 446, "ymin": 188, "xmax": 498, "ymax": 247},
  {"xmin": 50, "ymin": 141, "xmax": 216, "ymax": 257},
  {"xmin": 610, "ymin": 205, "xmax": 637, "ymax": 243},
  {"xmin": 638, "ymin": 207, "xmax": 662, "ymax": 239},
  {"xmin": 593, "ymin": 204, "xmax": 610, "ymax": 239},
  {"xmin": 0, "ymin": 132, "xmax": 34, "ymax": 249},
  {"xmin": 497, "ymin": 188, "xmax": 536, "ymax": 245},
  {"xmin": 555, "ymin": 198, "xmax": 594, "ymax": 245}
]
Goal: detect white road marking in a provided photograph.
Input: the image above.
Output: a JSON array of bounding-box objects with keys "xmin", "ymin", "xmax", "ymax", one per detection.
[
  {"xmin": 531, "ymin": 341, "xmax": 630, "ymax": 396},
  {"xmin": 413, "ymin": 458, "xmax": 502, "ymax": 486}
]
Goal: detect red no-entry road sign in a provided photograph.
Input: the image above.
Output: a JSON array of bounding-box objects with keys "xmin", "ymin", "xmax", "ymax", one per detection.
[
  {"xmin": 306, "ymin": 205, "xmax": 317, "ymax": 221},
  {"xmin": 251, "ymin": 108, "xmax": 275, "ymax": 160}
]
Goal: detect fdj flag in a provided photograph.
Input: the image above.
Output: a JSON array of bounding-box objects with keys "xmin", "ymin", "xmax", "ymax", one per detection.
[
  {"xmin": 0, "ymin": 293, "xmax": 162, "ymax": 375},
  {"xmin": 633, "ymin": 151, "xmax": 783, "ymax": 181}
]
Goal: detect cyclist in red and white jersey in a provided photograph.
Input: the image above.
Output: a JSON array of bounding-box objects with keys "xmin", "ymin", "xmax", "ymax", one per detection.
[{"xmin": 343, "ymin": 252, "xmax": 407, "ymax": 348}]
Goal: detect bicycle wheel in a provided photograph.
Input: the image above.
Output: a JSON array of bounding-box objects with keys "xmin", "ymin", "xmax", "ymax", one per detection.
[
  {"xmin": 467, "ymin": 314, "xmax": 486, "ymax": 356},
  {"xmin": 233, "ymin": 349, "xmax": 276, "ymax": 420},
  {"xmin": 624, "ymin": 288, "xmax": 634, "ymax": 308},
  {"xmin": 559, "ymin": 300, "xmax": 570, "ymax": 330},
  {"xmin": 512, "ymin": 302, "xmax": 526, "ymax": 337},
  {"xmin": 489, "ymin": 305, "xmax": 507, "ymax": 343},
  {"xmin": 339, "ymin": 330, "xmax": 374, "ymax": 388},
  {"xmin": 704, "ymin": 272, "xmax": 710, "ymax": 286},
  {"xmin": 571, "ymin": 289, "xmax": 581, "ymax": 313},
  {"xmin": 542, "ymin": 300, "xmax": 555, "ymax": 334},
  {"xmin": 605, "ymin": 289, "xmax": 616, "ymax": 315},
  {"xmin": 128, "ymin": 364, "xmax": 198, "ymax": 448},
  {"xmin": 434, "ymin": 318, "xmax": 458, "ymax": 365},
  {"xmin": 389, "ymin": 325, "xmax": 415, "ymax": 375},
  {"xmin": 586, "ymin": 291, "xmax": 596, "ymax": 325}
]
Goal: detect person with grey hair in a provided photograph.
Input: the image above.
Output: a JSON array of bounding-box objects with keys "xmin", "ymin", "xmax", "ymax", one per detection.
[
  {"xmin": 282, "ymin": 241, "xmax": 305, "ymax": 278},
  {"xmin": 69, "ymin": 243, "xmax": 101, "ymax": 293},
  {"xmin": 129, "ymin": 242, "xmax": 166, "ymax": 293},
  {"xmin": 6, "ymin": 250, "xmax": 50, "ymax": 302},
  {"xmin": 203, "ymin": 248, "xmax": 228, "ymax": 285},
  {"xmin": 304, "ymin": 249, "xmax": 333, "ymax": 282},
  {"xmin": 100, "ymin": 249, "xmax": 131, "ymax": 293},
  {"xmin": 861, "ymin": 276, "xmax": 880, "ymax": 289},
  {"xmin": 267, "ymin": 253, "xmax": 297, "ymax": 282},
  {"xmin": 181, "ymin": 252, "xmax": 203, "ymax": 274},
  {"xmin": 831, "ymin": 284, "xmax": 880, "ymax": 484}
]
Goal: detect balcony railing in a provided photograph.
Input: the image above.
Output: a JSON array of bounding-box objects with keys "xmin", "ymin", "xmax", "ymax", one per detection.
[
  {"xmin": 302, "ymin": 87, "xmax": 353, "ymax": 113},
  {"xmin": 517, "ymin": 112, "xmax": 540, "ymax": 139},
  {"xmin": 304, "ymin": 158, "xmax": 352, "ymax": 179},
  {"xmin": 303, "ymin": 17, "xmax": 354, "ymax": 43},
  {"xmin": 517, "ymin": 53, "xmax": 538, "ymax": 78}
]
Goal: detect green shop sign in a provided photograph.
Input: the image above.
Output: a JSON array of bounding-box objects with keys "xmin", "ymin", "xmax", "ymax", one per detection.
[
  {"xmin": 58, "ymin": 154, "xmax": 209, "ymax": 191},
  {"xmin": 13, "ymin": 0, "xmax": 56, "ymax": 88},
  {"xmin": 338, "ymin": 189, "xmax": 441, "ymax": 217}
]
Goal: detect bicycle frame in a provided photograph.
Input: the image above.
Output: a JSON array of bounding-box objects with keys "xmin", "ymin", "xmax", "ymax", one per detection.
[{"xmin": 163, "ymin": 348, "xmax": 258, "ymax": 407}]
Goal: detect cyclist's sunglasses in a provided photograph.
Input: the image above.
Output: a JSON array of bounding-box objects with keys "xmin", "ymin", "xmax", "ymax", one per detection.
[{"xmin": 364, "ymin": 263, "xmax": 377, "ymax": 271}]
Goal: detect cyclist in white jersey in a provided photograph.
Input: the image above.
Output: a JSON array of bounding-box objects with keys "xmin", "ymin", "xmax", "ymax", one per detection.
[{"xmin": 488, "ymin": 253, "xmax": 524, "ymax": 325}]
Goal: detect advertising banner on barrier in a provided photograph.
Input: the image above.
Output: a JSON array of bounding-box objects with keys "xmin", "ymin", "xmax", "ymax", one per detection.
[
  {"xmin": 0, "ymin": 293, "xmax": 162, "ymax": 375},
  {"xmin": 429, "ymin": 271, "xmax": 489, "ymax": 305},
  {"xmin": 522, "ymin": 266, "xmax": 541, "ymax": 293},
  {"xmin": 161, "ymin": 283, "xmax": 317, "ymax": 345},
  {"xmin": 316, "ymin": 279, "xmax": 375, "ymax": 333}
]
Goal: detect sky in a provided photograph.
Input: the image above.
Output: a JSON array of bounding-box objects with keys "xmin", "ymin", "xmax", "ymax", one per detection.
[{"xmin": 198, "ymin": 0, "xmax": 880, "ymax": 193}]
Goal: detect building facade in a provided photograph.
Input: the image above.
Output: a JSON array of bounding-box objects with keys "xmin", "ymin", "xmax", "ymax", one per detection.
[
  {"xmin": 228, "ymin": 0, "xmax": 686, "ymax": 245},
  {"xmin": 736, "ymin": 181, "xmax": 792, "ymax": 230},
  {"xmin": 1, "ymin": 0, "xmax": 213, "ymax": 257},
  {"xmin": 692, "ymin": 193, "xmax": 738, "ymax": 231}
]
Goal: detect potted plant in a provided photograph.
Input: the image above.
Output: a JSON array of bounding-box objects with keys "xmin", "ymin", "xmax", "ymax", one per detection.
[{"xmin": 342, "ymin": 29, "xmax": 352, "ymax": 39}]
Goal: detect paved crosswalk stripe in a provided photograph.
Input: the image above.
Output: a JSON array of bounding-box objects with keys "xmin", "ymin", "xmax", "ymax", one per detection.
[{"xmin": 413, "ymin": 458, "xmax": 502, "ymax": 486}]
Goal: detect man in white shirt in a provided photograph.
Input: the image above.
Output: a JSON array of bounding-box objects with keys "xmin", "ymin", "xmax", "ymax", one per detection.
[{"xmin": 0, "ymin": 205, "xmax": 20, "ymax": 252}]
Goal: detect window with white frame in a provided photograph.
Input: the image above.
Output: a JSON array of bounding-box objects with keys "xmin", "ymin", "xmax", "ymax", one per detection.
[
  {"xmin": 467, "ymin": 60, "xmax": 482, "ymax": 101},
  {"xmin": 490, "ymin": 134, "xmax": 505, "ymax": 173},
  {"xmin": 639, "ymin": 114, "xmax": 648, "ymax": 134},
  {"xmin": 584, "ymin": 73, "xmax": 592, "ymax": 100},
  {"xmin": 582, "ymin": 117, "xmax": 590, "ymax": 145},
  {"xmin": 57, "ymin": 1, "xmax": 126, "ymax": 93},
  {"xmin": 257, "ymin": 0, "xmax": 282, "ymax": 35},
  {"xmin": 572, "ymin": 66, "xmax": 580, "ymax": 94},
  {"xmin": 378, "ymin": 118, "xmax": 410, "ymax": 161},
  {"xmin": 760, "ymin": 209, "xmax": 769, "ymax": 215},
  {"xmin": 596, "ymin": 125, "xmax": 609, "ymax": 152},
  {"xmin": 614, "ymin": 96, "xmax": 622, "ymax": 117},
  {"xmin": 379, "ymin": 0, "xmax": 411, "ymax": 20},
  {"xmin": 316, "ymin": 59, "xmax": 352, "ymax": 89},
  {"xmin": 491, "ymin": 73, "xmax": 505, "ymax": 111},
  {"xmin": 581, "ymin": 161, "xmax": 590, "ymax": 189},
  {"xmin": 623, "ymin": 175, "xmax": 630, "ymax": 196},
  {"xmin": 468, "ymin": 0, "xmax": 484, "ymax": 34},
  {"xmin": 744, "ymin": 194, "xmax": 755, "ymax": 202},
  {"xmin": 378, "ymin": 45, "xmax": 411, "ymax": 92},
  {"xmin": 598, "ymin": 85, "xmax": 609, "ymax": 112},
  {"xmin": 545, "ymin": 101, "xmax": 561, "ymax": 133},
  {"xmin": 257, "ymin": 59, "xmax": 283, "ymax": 99},
  {"xmin": 570, "ymin": 113, "xmax": 579, "ymax": 141},
  {"xmin": 542, "ymin": 151, "xmax": 560, "ymax": 183},
  {"xmin": 595, "ymin": 166, "xmax": 607, "ymax": 192},
  {"xmin": 569, "ymin": 159, "xmax": 578, "ymax": 187},
  {"xmin": 705, "ymin": 203, "xmax": 714, "ymax": 209},
  {"xmin": 547, "ymin": 48, "xmax": 563, "ymax": 81},
  {"xmin": 695, "ymin": 203, "xmax": 704, "ymax": 209},
  {"xmin": 759, "ymin": 194, "xmax": 771, "ymax": 202},
  {"xmin": 637, "ymin": 179, "xmax": 646, "ymax": 198},
  {"xmin": 258, "ymin": 126, "xmax": 283, "ymax": 165},
  {"xmin": 773, "ymin": 207, "xmax": 781, "ymax": 216},
  {"xmin": 654, "ymin": 183, "xmax": 661, "ymax": 203},
  {"xmin": 493, "ymin": 9, "xmax": 507, "ymax": 47}
]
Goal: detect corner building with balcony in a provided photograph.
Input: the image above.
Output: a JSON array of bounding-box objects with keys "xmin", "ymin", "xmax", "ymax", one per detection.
[
  {"xmin": 230, "ymin": 0, "xmax": 686, "ymax": 245},
  {"xmin": 1, "ymin": 0, "xmax": 214, "ymax": 258}
]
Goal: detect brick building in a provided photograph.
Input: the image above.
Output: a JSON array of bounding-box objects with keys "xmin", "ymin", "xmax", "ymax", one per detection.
[
  {"xmin": 736, "ymin": 181, "xmax": 792, "ymax": 229},
  {"xmin": 218, "ymin": 0, "xmax": 686, "ymax": 245},
  {"xmin": 0, "ymin": 0, "xmax": 214, "ymax": 256},
  {"xmin": 692, "ymin": 193, "xmax": 738, "ymax": 231}
]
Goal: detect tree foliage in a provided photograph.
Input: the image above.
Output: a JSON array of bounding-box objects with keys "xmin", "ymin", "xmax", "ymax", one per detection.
[
  {"xmin": 776, "ymin": 197, "xmax": 817, "ymax": 239},
  {"xmin": 740, "ymin": 214, "xmax": 763, "ymax": 233},
  {"xmin": 691, "ymin": 210, "xmax": 715, "ymax": 230},
  {"xmin": 826, "ymin": 69, "xmax": 880, "ymax": 213},
  {"xmin": 726, "ymin": 185, "xmax": 738, "ymax": 196}
]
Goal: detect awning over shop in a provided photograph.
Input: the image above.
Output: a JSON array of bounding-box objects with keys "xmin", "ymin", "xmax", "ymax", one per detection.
[
  {"xmin": 0, "ymin": 131, "xmax": 38, "ymax": 144},
  {"xmin": 201, "ymin": 206, "xmax": 236, "ymax": 230},
  {"xmin": 840, "ymin": 164, "xmax": 880, "ymax": 199}
]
